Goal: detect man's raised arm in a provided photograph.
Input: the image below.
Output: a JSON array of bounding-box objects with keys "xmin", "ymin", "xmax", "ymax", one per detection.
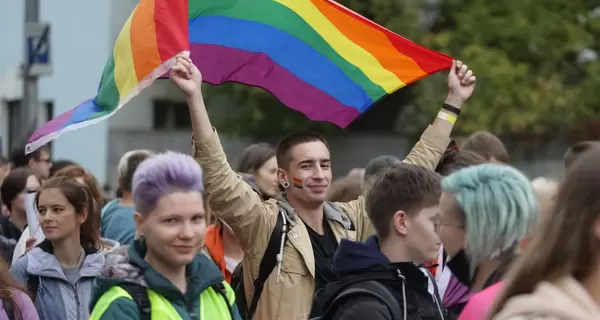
[{"xmin": 170, "ymin": 54, "xmax": 275, "ymax": 252}]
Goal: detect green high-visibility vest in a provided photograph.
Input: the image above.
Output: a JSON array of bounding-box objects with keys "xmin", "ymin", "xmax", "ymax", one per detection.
[{"xmin": 90, "ymin": 280, "xmax": 235, "ymax": 320}]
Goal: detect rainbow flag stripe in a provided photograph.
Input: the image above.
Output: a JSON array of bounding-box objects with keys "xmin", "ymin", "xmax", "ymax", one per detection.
[
  {"xmin": 27, "ymin": 0, "xmax": 451, "ymax": 153},
  {"xmin": 188, "ymin": 0, "xmax": 452, "ymax": 127},
  {"xmin": 26, "ymin": 0, "xmax": 188, "ymax": 153}
]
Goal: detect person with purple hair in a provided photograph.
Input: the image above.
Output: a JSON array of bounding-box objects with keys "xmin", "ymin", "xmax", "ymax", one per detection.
[{"xmin": 89, "ymin": 152, "xmax": 240, "ymax": 320}]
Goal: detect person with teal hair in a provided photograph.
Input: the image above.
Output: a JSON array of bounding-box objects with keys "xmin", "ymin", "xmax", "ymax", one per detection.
[{"xmin": 437, "ymin": 163, "xmax": 538, "ymax": 317}]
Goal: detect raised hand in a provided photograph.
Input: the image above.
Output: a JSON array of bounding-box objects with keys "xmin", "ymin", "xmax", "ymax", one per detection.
[
  {"xmin": 446, "ymin": 60, "xmax": 476, "ymax": 107},
  {"xmin": 170, "ymin": 54, "xmax": 203, "ymax": 98}
]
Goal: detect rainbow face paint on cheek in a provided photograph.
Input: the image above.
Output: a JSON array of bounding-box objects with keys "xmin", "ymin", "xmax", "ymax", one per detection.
[{"xmin": 293, "ymin": 177, "xmax": 304, "ymax": 189}]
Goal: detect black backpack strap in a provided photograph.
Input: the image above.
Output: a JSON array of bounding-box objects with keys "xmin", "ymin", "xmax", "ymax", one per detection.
[
  {"xmin": 323, "ymin": 281, "xmax": 403, "ymax": 320},
  {"xmin": 119, "ymin": 283, "xmax": 151, "ymax": 320},
  {"xmin": 2, "ymin": 296, "xmax": 15, "ymax": 320},
  {"xmin": 247, "ymin": 209, "xmax": 289, "ymax": 319},
  {"xmin": 27, "ymin": 274, "xmax": 39, "ymax": 303},
  {"xmin": 212, "ymin": 282, "xmax": 234, "ymax": 319}
]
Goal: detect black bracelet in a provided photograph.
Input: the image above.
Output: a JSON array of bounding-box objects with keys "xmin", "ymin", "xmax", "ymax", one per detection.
[{"xmin": 442, "ymin": 104, "xmax": 461, "ymax": 116}]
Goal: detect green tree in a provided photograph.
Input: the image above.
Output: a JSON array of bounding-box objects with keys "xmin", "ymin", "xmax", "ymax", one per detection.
[{"xmin": 418, "ymin": 0, "xmax": 600, "ymax": 136}]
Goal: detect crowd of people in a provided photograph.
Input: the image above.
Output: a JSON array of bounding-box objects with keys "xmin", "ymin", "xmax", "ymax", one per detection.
[{"xmin": 0, "ymin": 55, "xmax": 596, "ymax": 320}]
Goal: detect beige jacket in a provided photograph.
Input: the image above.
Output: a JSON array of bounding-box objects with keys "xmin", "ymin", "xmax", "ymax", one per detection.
[
  {"xmin": 193, "ymin": 126, "xmax": 449, "ymax": 320},
  {"xmin": 493, "ymin": 277, "xmax": 600, "ymax": 320}
]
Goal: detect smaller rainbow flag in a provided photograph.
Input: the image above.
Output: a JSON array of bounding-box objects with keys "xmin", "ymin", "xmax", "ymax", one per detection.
[
  {"xmin": 293, "ymin": 177, "xmax": 304, "ymax": 189},
  {"xmin": 25, "ymin": 0, "xmax": 188, "ymax": 154}
]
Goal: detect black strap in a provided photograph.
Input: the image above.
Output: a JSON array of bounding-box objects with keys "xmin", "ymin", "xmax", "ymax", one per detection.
[
  {"xmin": 119, "ymin": 283, "xmax": 151, "ymax": 320},
  {"xmin": 212, "ymin": 282, "xmax": 234, "ymax": 319},
  {"xmin": 2, "ymin": 296, "xmax": 15, "ymax": 320},
  {"xmin": 442, "ymin": 103, "xmax": 461, "ymax": 116},
  {"xmin": 323, "ymin": 281, "xmax": 402, "ymax": 320},
  {"xmin": 247, "ymin": 210, "xmax": 288, "ymax": 319},
  {"xmin": 27, "ymin": 275, "xmax": 39, "ymax": 303}
]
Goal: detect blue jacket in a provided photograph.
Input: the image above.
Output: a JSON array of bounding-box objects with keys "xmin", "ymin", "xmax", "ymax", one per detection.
[
  {"xmin": 10, "ymin": 239, "xmax": 118, "ymax": 320},
  {"xmin": 101, "ymin": 198, "xmax": 136, "ymax": 245}
]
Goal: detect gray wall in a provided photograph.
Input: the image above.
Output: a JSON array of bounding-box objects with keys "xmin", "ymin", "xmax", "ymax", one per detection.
[{"xmin": 106, "ymin": 130, "xmax": 566, "ymax": 190}]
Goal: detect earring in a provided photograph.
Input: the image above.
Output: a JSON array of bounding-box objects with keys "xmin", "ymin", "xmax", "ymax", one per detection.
[{"xmin": 282, "ymin": 181, "xmax": 290, "ymax": 189}]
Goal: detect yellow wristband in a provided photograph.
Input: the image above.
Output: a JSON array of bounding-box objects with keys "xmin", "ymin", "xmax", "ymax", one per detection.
[{"xmin": 437, "ymin": 111, "xmax": 457, "ymax": 125}]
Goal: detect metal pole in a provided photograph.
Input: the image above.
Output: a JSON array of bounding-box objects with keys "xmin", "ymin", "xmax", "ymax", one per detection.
[{"xmin": 19, "ymin": 0, "xmax": 40, "ymax": 149}]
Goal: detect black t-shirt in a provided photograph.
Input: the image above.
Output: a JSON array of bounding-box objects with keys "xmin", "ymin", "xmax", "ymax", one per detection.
[
  {"xmin": 0, "ymin": 216, "xmax": 23, "ymax": 242},
  {"xmin": 304, "ymin": 218, "xmax": 339, "ymax": 317}
]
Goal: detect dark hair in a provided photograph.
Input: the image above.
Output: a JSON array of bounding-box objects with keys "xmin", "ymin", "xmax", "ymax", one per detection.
[
  {"xmin": 49, "ymin": 159, "xmax": 78, "ymax": 177},
  {"xmin": 0, "ymin": 258, "xmax": 30, "ymax": 318},
  {"xmin": 489, "ymin": 146, "xmax": 600, "ymax": 318},
  {"xmin": 436, "ymin": 140, "xmax": 487, "ymax": 176},
  {"xmin": 10, "ymin": 144, "xmax": 49, "ymax": 168},
  {"xmin": 35, "ymin": 176, "xmax": 100, "ymax": 250},
  {"xmin": 461, "ymin": 131, "xmax": 509, "ymax": 163},
  {"xmin": 0, "ymin": 155, "xmax": 9, "ymax": 166},
  {"xmin": 563, "ymin": 140, "xmax": 600, "ymax": 169},
  {"xmin": 328, "ymin": 175, "xmax": 362, "ymax": 202},
  {"xmin": 364, "ymin": 155, "xmax": 402, "ymax": 182},
  {"xmin": 366, "ymin": 163, "xmax": 442, "ymax": 239},
  {"xmin": 236, "ymin": 143, "xmax": 276, "ymax": 174},
  {"xmin": 0, "ymin": 168, "xmax": 39, "ymax": 211},
  {"xmin": 115, "ymin": 187, "xmax": 123, "ymax": 198},
  {"xmin": 120, "ymin": 153, "xmax": 152, "ymax": 192},
  {"xmin": 276, "ymin": 131, "xmax": 329, "ymax": 169},
  {"xmin": 53, "ymin": 165, "xmax": 104, "ymax": 229}
]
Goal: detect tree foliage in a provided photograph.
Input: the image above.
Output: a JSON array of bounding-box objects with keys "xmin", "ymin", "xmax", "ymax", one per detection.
[
  {"xmin": 205, "ymin": 0, "xmax": 600, "ymax": 139},
  {"xmin": 419, "ymin": 0, "xmax": 600, "ymax": 135}
]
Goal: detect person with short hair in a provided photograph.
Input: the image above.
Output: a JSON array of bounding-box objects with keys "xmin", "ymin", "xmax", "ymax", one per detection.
[
  {"xmin": 11, "ymin": 144, "xmax": 52, "ymax": 180},
  {"xmin": 362, "ymin": 155, "xmax": 402, "ymax": 193},
  {"xmin": 316, "ymin": 163, "xmax": 451, "ymax": 320},
  {"xmin": 173, "ymin": 54, "xmax": 476, "ymax": 319},
  {"xmin": 90, "ymin": 152, "xmax": 240, "ymax": 320},
  {"xmin": 439, "ymin": 164, "xmax": 538, "ymax": 318},
  {"xmin": 461, "ymin": 131, "xmax": 509, "ymax": 164},
  {"xmin": 0, "ymin": 168, "xmax": 41, "ymax": 243},
  {"xmin": 101, "ymin": 150, "xmax": 153, "ymax": 245}
]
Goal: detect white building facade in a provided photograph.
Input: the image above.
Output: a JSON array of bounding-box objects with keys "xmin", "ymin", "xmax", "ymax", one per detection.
[{"xmin": 0, "ymin": 0, "xmax": 189, "ymax": 186}]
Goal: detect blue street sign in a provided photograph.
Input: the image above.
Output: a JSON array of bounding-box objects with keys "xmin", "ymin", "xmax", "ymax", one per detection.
[{"xmin": 25, "ymin": 22, "xmax": 52, "ymax": 76}]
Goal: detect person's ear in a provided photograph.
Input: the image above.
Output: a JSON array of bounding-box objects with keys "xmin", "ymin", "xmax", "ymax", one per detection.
[
  {"xmin": 277, "ymin": 168, "xmax": 290, "ymax": 189},
  {"xmin": 77, "ymin": 207, "xmax": 89, "ymax": 225},
  {"xmin": 392, "ymin": 210, "xmax": 408, "ymax": 236},
  {"xmin": 28, "ymin": 158, "xmax": 37, "ymax": 169},
  {"xmin": 133, "ymin": 212, "xmax": 146, "ymax": 237}
]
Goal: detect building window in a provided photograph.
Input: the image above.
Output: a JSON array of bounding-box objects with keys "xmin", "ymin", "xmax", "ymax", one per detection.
[
  {"xmin": 152, "ymin": 99, "xmax": 191, "ymax": 130},
  {"xmin": 7, "ymin": 100, "xmax": 20, "ymax": 152},
  {"xmin": 44, "ymin": 101, "xmax": 53, "ymax": 124}
]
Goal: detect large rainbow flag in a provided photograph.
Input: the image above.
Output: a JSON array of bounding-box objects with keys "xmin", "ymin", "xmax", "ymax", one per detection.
[{"xmin": 26, "ymin": 0, "xmax": 452, "ymax": 154}]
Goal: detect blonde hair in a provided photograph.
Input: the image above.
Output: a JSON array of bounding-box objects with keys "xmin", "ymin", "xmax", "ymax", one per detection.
[{"xmin": 531, "ymin": 177, "xmax": 558, "ymax": 223}]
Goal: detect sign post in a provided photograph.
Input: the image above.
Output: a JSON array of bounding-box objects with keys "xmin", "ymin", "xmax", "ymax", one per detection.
[{"xmin": 14, "ymin": 0, "xmax": 52, "ymax": 153}]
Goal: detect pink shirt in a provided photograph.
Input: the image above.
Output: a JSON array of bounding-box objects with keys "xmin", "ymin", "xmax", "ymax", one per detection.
[
  {"xmin": 0, "ymin": 290, "xmax": 39, "ymax": 320},
  {"xmin": 458, "ymin": 282, "xmax": 503, "ymax": 320}
]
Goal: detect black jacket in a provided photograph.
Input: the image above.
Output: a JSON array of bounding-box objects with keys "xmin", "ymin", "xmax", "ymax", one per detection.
[{"xmin": 316, "ymin": 236, "xmax": 455, "ymax": 320}]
